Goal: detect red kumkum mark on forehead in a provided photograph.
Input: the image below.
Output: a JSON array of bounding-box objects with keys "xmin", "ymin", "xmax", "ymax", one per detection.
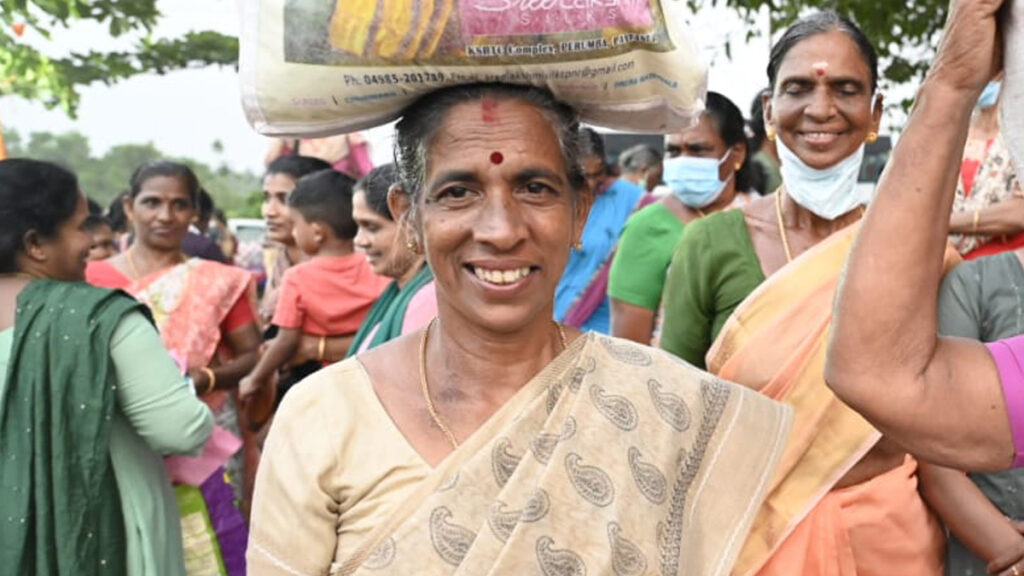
[
  {"xmin": 481, "ymin": 98, "xmax": 499, "ymax": 123},
  {"xmin": 490, "ymin": 151, "xmax": 504, "ymax": 165},
  {"xmin": 812, "ymin": 61, "xmax": 829, "ymax": 76}
]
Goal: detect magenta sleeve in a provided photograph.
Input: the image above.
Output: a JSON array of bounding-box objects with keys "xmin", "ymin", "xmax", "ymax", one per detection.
[{"xmin": 986, "ymin": 335, "xmax": 1024, "ymax": 468}]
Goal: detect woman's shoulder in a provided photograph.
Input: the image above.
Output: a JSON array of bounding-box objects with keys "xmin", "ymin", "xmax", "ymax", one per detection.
[
  {"xmin": 279, "ymin": 358, "xmax": 372, "ymax": 410},
  {"xmin": 946, "ymin": 251, "xmax": 1022, "ymax": 289},
  {"xmin": 673, "ymin": 209, "xmax": 748, "ymax": 265},
  {"xmin": 624, "ymin": 202, "xmax": 679, "ymax": 233},
  {"xmin": 681, "ymin": 208, "xmax": 746, "ymax": 240}
]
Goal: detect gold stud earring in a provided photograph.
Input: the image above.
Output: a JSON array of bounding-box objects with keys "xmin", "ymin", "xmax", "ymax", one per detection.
[
  {"xmin": 866, "ymin": 131, "xmax": 879, "ymax": 144},
  {"xmin": 406, "ymin": 238, "xmax": 420, "ymax": 254},
  {"xmin": 735, "ymin": 162, "xmax": 743, "ymax": 170},
  {"xmin": 766, "ymin": 126, "xmax": 777, "ymax": 141},
  {"xmin": 572, "ymin": 240, "xmax": 583, "ymax": 251}
]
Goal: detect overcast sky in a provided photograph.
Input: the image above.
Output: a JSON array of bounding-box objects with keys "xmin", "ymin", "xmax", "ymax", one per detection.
[{"xmin": 1, "ymin": 1, "xmax": 816, "ymax": 175}]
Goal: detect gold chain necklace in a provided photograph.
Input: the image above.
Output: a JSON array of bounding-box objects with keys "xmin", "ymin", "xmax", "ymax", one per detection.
[
  {"xmin": 419, "ymin": 319, "xmax": 568, "ymax": 450},
  {"xmin": 775, "ymin": 187, "xmax": 867, "ymax": 265},
  {"xmin": 775, "ymin": 188, "xmax": 794, "ymax": 263}
]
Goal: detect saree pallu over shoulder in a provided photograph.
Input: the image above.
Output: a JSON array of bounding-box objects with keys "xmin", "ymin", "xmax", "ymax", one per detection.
[
  {"xmin": 706, "ymin": 224, "xmax": 958, "ymax": 576},
  {"xmin": 130, "ymin": 258, "xmax": 255, "ymax": 369},
  {"xmin": 331, "ymin": 335, "xmax": 790, "ymax": 576},
  {"xmin": 0, "ymin": 281, "xmax": 146, "ymax": 576}
]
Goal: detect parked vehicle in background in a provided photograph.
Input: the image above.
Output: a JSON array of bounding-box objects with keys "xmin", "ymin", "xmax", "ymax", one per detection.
[{"xmin": 229, "ymin": 218, "xmax": 267, "ymax": 286}]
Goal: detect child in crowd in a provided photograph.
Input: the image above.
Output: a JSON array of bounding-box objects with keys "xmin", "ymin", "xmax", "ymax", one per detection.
[
  {"xmin": 240, "ymin": 169, "xmax": 388, "ymax": 406},
  {"xmin": 84, "ymin": 214, "xmax": 118, "ymax": 261}
]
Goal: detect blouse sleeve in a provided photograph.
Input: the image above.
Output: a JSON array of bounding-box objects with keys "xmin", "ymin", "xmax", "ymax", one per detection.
[
  {"xmin": 936, "ymin": 263, "xmax": 984, "ymax": 339},
  {"xmin": 660, "ymin": 221, "xmax": 714, "ymax": 369},
  {"xmin": 110, "ymin": 311, "xmax": 213, "ymax": 455},
  {"xmin": 986, "ymin": 335, "xmax": 1024, "ymax": 468},
  {"xmin": 270, "ymin": 267, "xmax": 304, "ymax": 330},
  {"xmin": 248, "ymin": 370, "xmax": 344, "ymax": 575},
  {"xmin": 608, "ymin": 210, "xmax": 667, "ymax": 310}
]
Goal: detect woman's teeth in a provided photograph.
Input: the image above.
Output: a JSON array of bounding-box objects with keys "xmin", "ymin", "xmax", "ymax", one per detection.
[{"xmin": 473, "ymin": 266, "xmax": 532, "ymax": 285}]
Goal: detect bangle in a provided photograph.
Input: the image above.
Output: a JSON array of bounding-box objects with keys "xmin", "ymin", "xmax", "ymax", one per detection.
[
  {"xmin": 199, "ymin": 367, "xmax": 217, "ymax": 395},
  {"xmin": 972, "ymin": 210, "xmax": 981, "ymax": 234},
  {"xmin": 317, "ymin": 336, "xmax": 327, "ymax": 363}
]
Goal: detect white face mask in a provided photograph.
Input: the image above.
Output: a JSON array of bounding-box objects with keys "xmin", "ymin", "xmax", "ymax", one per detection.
[{"xmin": 777, "ymin": 138, "xmax": 868, "ymax": 220}]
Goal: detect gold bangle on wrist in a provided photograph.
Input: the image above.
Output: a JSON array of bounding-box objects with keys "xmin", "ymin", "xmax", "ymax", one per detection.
[
  {"xmin": 317, "ymin": 336, "xmax": 327, "ymax": 363},
  {"xmin": 199, "ymin": 367, "xmax": 217, "ymax": 395},
  {"xmin": 972, "ymin": 210, "xmax": 981, "ymax": 234}
]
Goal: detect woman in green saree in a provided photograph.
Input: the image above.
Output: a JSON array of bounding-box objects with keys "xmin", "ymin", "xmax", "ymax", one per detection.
[
  {"xmin": 348, "ymin": 163, "xmax": 436, "ymax": 356},
  {"xmin": 0, "ymin": 159, "xmax": 213, "ymax": 575},
  {"xmin": 248, "ymin": 84, "xmax": 793, "ymax": 576}
]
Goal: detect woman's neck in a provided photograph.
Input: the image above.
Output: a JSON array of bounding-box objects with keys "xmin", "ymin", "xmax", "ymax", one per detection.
[
  {"xmin": 284, "ymin": 242, "xmax": 305, "ymax": 266},
  {"xmin": 704, "ymin": 182, "xmax": 739, "ymax": 215},
  {"xmin": 395, "ymin": 256, "xmax": 426, "ymax": 289},
  {"xmin": 427, "ymin": 302, "xmax": 567, "ymax": 407},
  {"xmin": 130, "ymin": 242, "xmax": 185, "ymax": 274},
  {"xmin": 783, "ymin": 189, "xmax": 863, "ymax": 239}
]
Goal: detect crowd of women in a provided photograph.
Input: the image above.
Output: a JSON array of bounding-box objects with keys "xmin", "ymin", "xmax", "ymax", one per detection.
[{"xmin": 5, "ymin": 0, "xmax": 1024, "ymax": 575}]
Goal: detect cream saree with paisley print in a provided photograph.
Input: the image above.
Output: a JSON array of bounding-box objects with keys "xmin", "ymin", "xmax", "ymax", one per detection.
[{"xmin": 248, "ymin": 334, "xmax": 790, "ymax": 576}]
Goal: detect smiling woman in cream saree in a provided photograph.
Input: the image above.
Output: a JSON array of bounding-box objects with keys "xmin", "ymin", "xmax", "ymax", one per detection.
[{"xmin": 247, "ymin": 83, "xmax": 789, "ymax": 576}]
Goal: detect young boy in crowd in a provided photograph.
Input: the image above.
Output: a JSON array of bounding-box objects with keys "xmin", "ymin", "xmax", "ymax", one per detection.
[
  {"xmin": 84, "ymin": 214, "xmax": 118, "ymax": 261},
  {"xmin": 240, "ymin": 169, "xmax": 388, "ymax": 406}
]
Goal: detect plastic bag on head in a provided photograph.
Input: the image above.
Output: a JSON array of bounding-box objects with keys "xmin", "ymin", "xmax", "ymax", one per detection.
[{"xmin": 240, "ymin": 0, "xmax": 707, "ymax": 136}]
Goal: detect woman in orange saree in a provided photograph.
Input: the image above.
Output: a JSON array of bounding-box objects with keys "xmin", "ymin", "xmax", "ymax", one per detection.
[
  {"xmin": 707, "ymin": 223, "xmax": 958, "ymax": 575},
  {"xmin": 87, "ymin": 161, "xmax": 262, "ymax": 576}
]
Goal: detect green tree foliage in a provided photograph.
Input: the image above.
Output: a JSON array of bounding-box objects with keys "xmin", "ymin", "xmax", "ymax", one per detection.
[
  {"xmin": 0, "ymin": 0, "xmax": 238, "ymax": 116},
  {"xmin": 694, "ymin": 0, "xmax": 946, "ymax": 93},
  {"xmin": 5, "ymin": 127, "xmax": 263, "ymax": 217}
]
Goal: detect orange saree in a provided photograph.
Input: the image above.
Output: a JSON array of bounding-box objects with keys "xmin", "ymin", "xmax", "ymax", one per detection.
[{"xmin": 706, "ymin": 224, "xmax": 955, "ymax": 576}]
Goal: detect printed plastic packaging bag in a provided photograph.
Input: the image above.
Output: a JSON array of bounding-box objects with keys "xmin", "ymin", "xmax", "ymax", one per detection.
[
  {"xmin": 240, "ymin": 0, "xmax": 708, "ymax": 136},
  {"xmin": 1002, "ymin": 0, "xmax": 1024, "ymax": 179}
]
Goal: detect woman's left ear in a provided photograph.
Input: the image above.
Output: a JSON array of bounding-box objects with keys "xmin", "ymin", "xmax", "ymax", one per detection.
[
  {"xmin": 731, "ymin": 142, "xmax": 748, "ymax": 170},
  {"xmin": 872, "ymin": 94, "xmax": 885, "ymax": 133},
  {"xmin": 20, "ymin": 230, "xmax": 48, "ymax": 264},
  {"xmin": 386, "ymin": 183, "xmax": 413, "ymax": 224}
]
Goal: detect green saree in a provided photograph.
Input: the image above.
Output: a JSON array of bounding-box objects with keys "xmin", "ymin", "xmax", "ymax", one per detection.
[
  {"xmin": 347, "ymin": 265, "xmax": 433, "ymax": 356},
  {"xmin": 0, "ymin": 281, "xmax": 145, "ymax": 575}
]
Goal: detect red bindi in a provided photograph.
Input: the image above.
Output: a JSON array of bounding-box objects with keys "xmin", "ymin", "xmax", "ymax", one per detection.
[
  {"xmin": 816, "ymin": 68, "xmax": 826, "ymax": 76},
  {"xmin": 490, "ymin": 151, "xmax": 504, "ymax": 165}
]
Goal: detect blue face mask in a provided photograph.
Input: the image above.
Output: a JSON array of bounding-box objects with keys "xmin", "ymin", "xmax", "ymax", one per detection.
[
  {"xmin": 662, "ymin": 151, "xmax": 733, "ymax": 209},
  {"xmin": 978, "ymin": 81, "xmax": 1002, "ymax": 109}
]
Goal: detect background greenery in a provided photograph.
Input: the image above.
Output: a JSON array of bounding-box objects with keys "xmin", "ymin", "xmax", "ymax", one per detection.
[{"xmin": 3, "ymin": 127, "xmax": 263, "ymax": 217}]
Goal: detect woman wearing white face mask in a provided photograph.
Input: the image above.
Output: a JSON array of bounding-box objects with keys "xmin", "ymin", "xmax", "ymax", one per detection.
[
  {"xmin": 660, "ymin": 12, "xmax": 955, "ymax": 575},
  {"xmin": 608, "ymin": 91, "xmax": 751, "ymax": 345}
]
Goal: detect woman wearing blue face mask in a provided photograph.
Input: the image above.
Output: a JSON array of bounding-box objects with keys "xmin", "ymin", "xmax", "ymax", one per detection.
[
  {"xmin": 947, "ymin": 75, "xmax": 1024, "ymax": 260},
  {"xmin": 660, "ymin": 12, "xmax": 956, "ymax": 575},
  {"xmin": 608, "ymin": 91, "xmax": 752, "ymax": 345}
]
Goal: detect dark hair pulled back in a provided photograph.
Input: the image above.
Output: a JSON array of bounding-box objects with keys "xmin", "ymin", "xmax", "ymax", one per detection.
[
  {"xmin": 355, "ymin": 163, "xmax": 398, "ymax": 221},
  {"xmin": 0, "ymin": 159, "xmax": 81, "ymax": 273}
]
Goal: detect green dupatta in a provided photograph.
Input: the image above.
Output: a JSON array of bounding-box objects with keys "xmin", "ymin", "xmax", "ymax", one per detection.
[
  {"xmin": 0, "ymin": 280, "xmax": 147, "ymax": 575},
  {"xmin": 347, "ymin": 265, "xmax": 432, "ymax": 357}
]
